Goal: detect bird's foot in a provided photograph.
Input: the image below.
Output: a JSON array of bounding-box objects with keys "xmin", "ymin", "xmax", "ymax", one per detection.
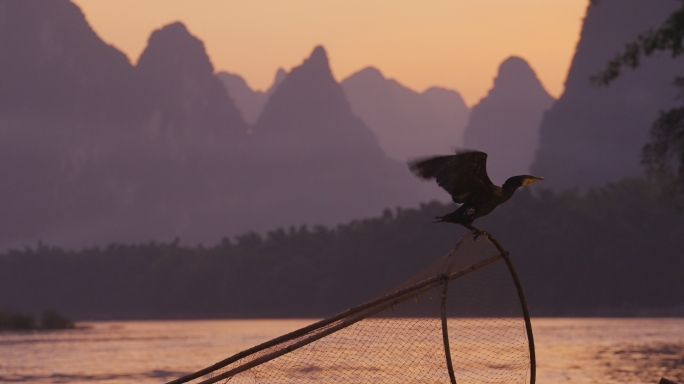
[{"xmin": 463, "ymin": 225, "xmax": 487, "ymax": 240}]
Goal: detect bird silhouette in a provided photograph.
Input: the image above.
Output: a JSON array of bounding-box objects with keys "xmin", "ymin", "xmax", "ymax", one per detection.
[{"xmin": 409, "ymin": 150, "xmax": 543, "ymax": 236}]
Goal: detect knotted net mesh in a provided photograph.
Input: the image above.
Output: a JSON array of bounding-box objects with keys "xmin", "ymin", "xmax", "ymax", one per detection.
[{"xmin": 169, "ymin": 232, "xmax": 535, "ymax": 384}]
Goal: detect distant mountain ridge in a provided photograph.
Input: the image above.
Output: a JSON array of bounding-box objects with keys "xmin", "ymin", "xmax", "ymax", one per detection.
[
  {"xmin": 464, "ymin": 56, "xmax": 555, "ymax": 184},
  {"xmin": 220, "ymin": 65, "xmax": 471, "ymax": 162},
  {"xmin": 137, "ymin": 22, "xmax": 246, "ymax": 139},
  {"xmin": 0, "ymin": 0, "xmax": 439, "ymax": 250},
  {"xmin": 341, "ymin": 67, "xmax": 470, "ymax": 162},
  {"xmin": 6, "ymin": 0, "xmax": 662, "ymax": 249},
  {"xmin": 242, "ymin": 46, "xmax": 441, "ymax": 229},
  {"xmin": 217, "ymin": 69, "xmax": 287, "ymax": 124},
  {"xmin": 0, "ymin": 0, "xmax": 137, "ymax": 123},
  {"xmin": 531, "ymin": 0, "xmax": 684, "ymax": 189}
]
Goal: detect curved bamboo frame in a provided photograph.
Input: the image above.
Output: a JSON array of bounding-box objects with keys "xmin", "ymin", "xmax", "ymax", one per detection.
[
  {"xmin": 484, "ymin": 232, "xmax": 536, "ymax": 384},
  {"xmin": 441, "ymin": 278, "xmax": 458, "ymax": 384}
]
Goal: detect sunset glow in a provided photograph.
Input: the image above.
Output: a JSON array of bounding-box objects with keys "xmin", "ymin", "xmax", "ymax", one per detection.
[{"xmin": 72, "ymin": 0, "xmax": 588, "ymax": 106}]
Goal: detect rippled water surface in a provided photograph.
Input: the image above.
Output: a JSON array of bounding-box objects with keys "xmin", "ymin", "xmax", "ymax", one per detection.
[{"xmin": 1, "ymin": 318, "xmax": 682, "ymax": 383}]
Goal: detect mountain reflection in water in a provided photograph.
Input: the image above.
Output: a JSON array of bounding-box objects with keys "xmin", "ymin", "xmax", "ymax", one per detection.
[{"xmin": 0, "ymin": 318, "xmax": 682, "ymax": 383}]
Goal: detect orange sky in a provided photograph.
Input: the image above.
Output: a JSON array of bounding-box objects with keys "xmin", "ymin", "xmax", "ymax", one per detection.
[{"xmin": 72, "ymin": 0, "xmax": 588, "ymax": 106}]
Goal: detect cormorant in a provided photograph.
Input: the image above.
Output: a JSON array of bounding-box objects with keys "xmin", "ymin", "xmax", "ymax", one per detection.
[{"xmin": 409, "ymin": 150, "xmax": 543, "ymax": 235}]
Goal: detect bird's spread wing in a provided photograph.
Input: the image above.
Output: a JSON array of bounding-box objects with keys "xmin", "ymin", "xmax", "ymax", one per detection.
[{"xmin": 408, "ymin": 150, "xmax": 494, "ymax": 203}]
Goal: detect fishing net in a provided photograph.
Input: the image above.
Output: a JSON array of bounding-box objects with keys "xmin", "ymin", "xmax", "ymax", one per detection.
[{"xmin": 168, "ymin": 232, "xmax": 535, "ymax": 384}]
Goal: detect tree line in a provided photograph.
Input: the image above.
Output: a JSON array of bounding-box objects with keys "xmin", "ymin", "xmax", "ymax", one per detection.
[{"xmin": 0, "ymin": 178, "xmax": 682, "ymax": 319}]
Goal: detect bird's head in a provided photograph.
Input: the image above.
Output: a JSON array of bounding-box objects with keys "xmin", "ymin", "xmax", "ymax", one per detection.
[{"xmin": 503, "ymin": 175, "xmax": 544, "ymax": 191}]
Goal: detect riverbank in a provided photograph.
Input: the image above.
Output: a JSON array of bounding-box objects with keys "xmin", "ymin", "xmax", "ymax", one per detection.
[{"xmin": 0, "ymin": 310, "xmax": 74, "ymax": 331}]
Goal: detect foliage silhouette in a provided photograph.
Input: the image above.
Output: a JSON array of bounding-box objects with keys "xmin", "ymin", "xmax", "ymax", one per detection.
[
  {"xmin": 0, "ymin": 178, "xmax": 682, "ymax": 319},
  {"xmin": 593, "ymin": 0, "xmax": 684, "ymax": 204},
  {"xmin": 40, "ymin": 310, "xmax": 75, "ymax": 330},
  {"xmin": 0, "ymin": 310, "xmax": 74, "ymax": 331}
]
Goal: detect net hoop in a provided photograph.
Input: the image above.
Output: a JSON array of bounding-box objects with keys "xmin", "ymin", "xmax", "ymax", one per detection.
[{"xmin": 167, "ymin": 231, "xmax": 536, "ymax": 384}]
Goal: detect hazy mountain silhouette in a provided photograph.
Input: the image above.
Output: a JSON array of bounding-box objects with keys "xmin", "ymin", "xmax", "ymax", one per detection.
[
  {"xmin": 101, "ymin": 22, "xmax": 252, "ymax": 247},
  {"xmin": 243, "ymin": 46, "xmax": 441, "ymax": 229},
  {"xmin": 256, "ymin": 47, "xmax": 382, "ymax": 143},
  {"xmin": 217, "ymin": 69, "xmax": 287, "ymax": 124},
  {"xmin": 463, "ymin": 57, "xmax": 554, "ymax": 184},
  {"xmin": 137, "ymin": 22, "xmax": 246, "ymax": 140},
  {"xmin": 0, "ymin": 0, "xmax": 140, "ymax": 123},
  {"xmin": 0, "ymin": 0, "xmax": 439, "ymax": 249},
  {"xmin": 341, "ymin": 67, "xmax": 470, "ymax": 161},
  {"xmin": 531, "ymin": 0, "xmax": 684, "ymax": 189},
  {"xmin": 0, "ymin": 2, "xmax": 249, "ymax": 249},
  {"xmin": 0, "ymin": 0, "xmax": 145, "ymax": 249}
]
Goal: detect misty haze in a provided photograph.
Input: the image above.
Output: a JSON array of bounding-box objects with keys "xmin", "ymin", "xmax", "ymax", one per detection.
[{"xmin": 1, "ymin": 0, "xmax": 684, "ymax": 383}]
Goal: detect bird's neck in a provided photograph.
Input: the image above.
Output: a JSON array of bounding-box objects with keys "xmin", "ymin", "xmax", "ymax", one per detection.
[{"xmin": 501, "ymin": 184, "xmax": 519, "ymax": 201}]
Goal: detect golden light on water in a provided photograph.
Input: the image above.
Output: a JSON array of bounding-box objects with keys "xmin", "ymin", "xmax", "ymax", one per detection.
[
  {"xmin": 2, "ymin": 319, "xmax": 683, "ymax": 383},
  {"xmin": 71, "ymin": 0, "xmax": 588, "ymax": 106}
]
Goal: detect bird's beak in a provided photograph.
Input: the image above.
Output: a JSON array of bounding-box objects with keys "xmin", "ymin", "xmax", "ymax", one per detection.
[{"xmin": 523, "ymin": 176, "xmax": 544, "ymax": 186}]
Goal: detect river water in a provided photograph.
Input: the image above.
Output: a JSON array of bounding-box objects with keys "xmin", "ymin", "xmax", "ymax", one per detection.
[{"xmin": 1, "ymin": 318, "xmax": 682, "ymax": 383}]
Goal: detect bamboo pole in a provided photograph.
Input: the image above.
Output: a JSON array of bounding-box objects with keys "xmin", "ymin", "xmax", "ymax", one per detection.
[
  {"xmin": 166, "ymin": 231, "xmax": 537, "ymax": 384},
  {"xmin": 167, "ymin": 235, "xmax": 470, "ymax": 384},
  {"xmin": 196, "ymin": 253, "xmax": 502, "ymax": 384},
  {"xmin": 166, "ymin": 267, "xmax": 446, "ymax": 384}
]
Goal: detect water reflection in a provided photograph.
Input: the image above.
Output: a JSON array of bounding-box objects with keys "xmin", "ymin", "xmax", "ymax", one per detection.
[
  {"xmin": 0, "ymin": 318, "xmax": 682, "ymax": 383},
  {"xmin": 533, "ymin": 318, "xmax": 684, "ymax": 383}
]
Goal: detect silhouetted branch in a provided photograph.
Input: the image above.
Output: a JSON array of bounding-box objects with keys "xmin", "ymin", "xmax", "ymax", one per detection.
[{"xmin": 591, "ymin": 0, "xmax": 684, "ymax": 85}]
